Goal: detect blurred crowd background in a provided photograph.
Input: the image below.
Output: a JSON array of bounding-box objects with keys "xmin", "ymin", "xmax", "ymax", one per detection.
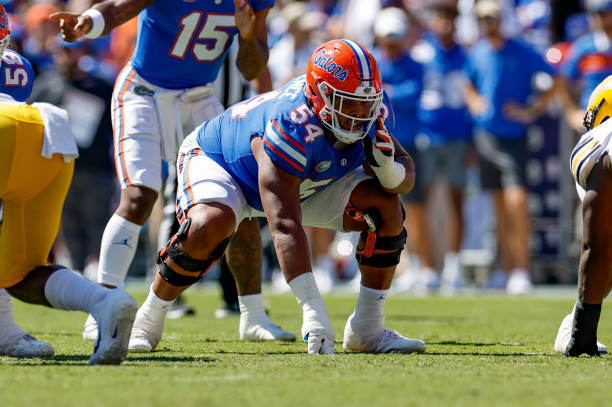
[{"xmin": 3, "ymin": 0, "xmax": 609, "ymax": 296}]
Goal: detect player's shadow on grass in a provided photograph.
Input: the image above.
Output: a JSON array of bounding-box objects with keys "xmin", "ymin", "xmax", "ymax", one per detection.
[
  {"xmin": 428, "ymin": 340, "xmax": 499, "ymax": 347},
  {"xmin": 1, "ymin": 354, "xmax": 218, "ymax": 366},
  {"xmin": 425, "ymin": 351, "xmax": 543, "ymax": 357}
]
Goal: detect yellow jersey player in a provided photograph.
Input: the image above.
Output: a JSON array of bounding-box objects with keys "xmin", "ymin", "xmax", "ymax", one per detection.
[
  {"xmin": 554, "ymin": 75, "xmax": 612, "ymax": 356},
  {"xmin": 0, "ymin": 5, "xmax": 137, "ymax": 364}
]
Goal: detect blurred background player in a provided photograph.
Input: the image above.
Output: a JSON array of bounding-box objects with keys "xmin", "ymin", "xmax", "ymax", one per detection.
[
  {"xmin": 413, "ymin": 1, "xmax": 472, "ymax": 294},
  {"xmin": 462, "ymin": 0, "xmax": 556, "ymax": 294},
  {"xmin": 0, "ymin": 5, "xmax": 137, "ymax": 364},
  {"xmin": 52, "ymin": 0, "xmax": 294, "ymax": 343}
]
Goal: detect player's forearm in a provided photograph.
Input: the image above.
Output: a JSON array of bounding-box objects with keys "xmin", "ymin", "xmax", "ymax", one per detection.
[
  {"xmin": 91, "ymin": 0, "xmax": 152, "ymax": 36},
  {"xmin": 236, "ymin": 36, "xmax": 269, "ymax": 81},
  {"xmin": 268, "ymin": 218, "xmax": 312, "ymax": 283}
]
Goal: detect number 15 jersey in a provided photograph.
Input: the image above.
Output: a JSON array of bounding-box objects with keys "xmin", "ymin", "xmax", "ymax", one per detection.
[{"xmin": 131, "ymin": 0, "xmax": 273, "ymax": 89}]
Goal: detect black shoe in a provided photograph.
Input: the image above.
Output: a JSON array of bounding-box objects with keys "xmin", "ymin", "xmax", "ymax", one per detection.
[
  {"xmin": 214, "ymin": 301, "xmax": 240, "ymax": 319},
  {"xmin": 166, "ymin": 295, "xmax": 196, "ymax": 319}
]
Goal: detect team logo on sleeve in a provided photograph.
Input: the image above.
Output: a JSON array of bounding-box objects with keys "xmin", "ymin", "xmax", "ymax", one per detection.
[{"xmin": 316, "ymin": 161, "xmax": 332, "ymax": 172}]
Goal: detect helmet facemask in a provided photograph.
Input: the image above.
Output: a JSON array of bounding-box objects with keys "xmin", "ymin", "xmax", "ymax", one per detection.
[{"xmin": 316, "ymin": 81, "xmax": 383, "ymax": 145}]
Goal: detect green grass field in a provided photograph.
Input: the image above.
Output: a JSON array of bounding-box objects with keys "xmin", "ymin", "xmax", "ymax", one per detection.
[{"xmin": 2, "ymin": 286, "xmax": 611, "ymax": 407}]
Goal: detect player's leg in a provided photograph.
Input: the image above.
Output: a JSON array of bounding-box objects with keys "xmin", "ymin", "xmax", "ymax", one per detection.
[
  {"xmin": 341, "ymin": 179, "xmax": 425, "ymax": 353},
  {"xmin": 128, "ymin": 145, "xmax": 292, "ymax": 351},
  {"xmin": 128, "ymin": 201, "xmax": 236, "ymax": 351},
  {"xmin": 83, "ymin": 67, "xmax": 163, "ymax": 340},
  {"xmin": 97, "ymin": 66, "xmax": 164, "ymax": 289},
  {"xmin": 2, "ymin": 158, "xmax": 136, "ymax": 364},
  {"xmin": 561, "ymin": 156, "xmax": 612, "ymax": 356},
  {"xmin": 0, "ymin": 112, "xmax": 53, "ymax": 357},
  {"xmin": 229, "ymin": 218, "xmax": 295, "ymax": 342},
  {"xmin": 0, "ymin": 289, "xmax": 54, "ymax": 357},
  {"xmin": 215, "ymin": 257, "xmax": 240, "ymax": 317}
]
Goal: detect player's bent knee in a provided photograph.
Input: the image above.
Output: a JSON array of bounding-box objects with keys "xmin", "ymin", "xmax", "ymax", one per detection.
[
  {"xmin": 355, "ymin": 228, "xmax": 407, "ymax": 268},
  {"xmin": 157, "ymin": 218, "xmax": 230, "ymax": 286}
]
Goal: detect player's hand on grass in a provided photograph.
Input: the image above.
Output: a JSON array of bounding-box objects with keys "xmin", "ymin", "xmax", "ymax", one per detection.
[{"xmin": 306, "ymin": 331, "xmax": 336, "ymax": 355}]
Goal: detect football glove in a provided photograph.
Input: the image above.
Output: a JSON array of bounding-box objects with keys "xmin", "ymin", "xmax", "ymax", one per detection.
[
  {"xmin": 363, "ymin": 117, "xmax": 405, "ymax": 189},
  {"xmin": 306, "ymin": 330, "xmax": 336, "ymax": 355}
]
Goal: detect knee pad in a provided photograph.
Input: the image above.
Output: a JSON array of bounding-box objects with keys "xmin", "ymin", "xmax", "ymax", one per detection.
[
  {"xmin": 157, "ymin": 218, "xmax": 230, "ymax": 286},
  {"xmin": 355, "ymin": 228, "xmax": 407, "ymax": 268}
]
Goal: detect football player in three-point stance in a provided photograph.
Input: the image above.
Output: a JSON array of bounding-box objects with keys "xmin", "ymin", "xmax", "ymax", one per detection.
[
  {"xmin": 554, "ymin": 76, "xmax": 612, "ymax": 356},
  {"xmin": 51, "ymin": 0, "xmax": 294, "ymax": 347},
  {"xmin": 0, "ymin": 5, "xmax": 137, "ymax": 364},
  {"xmin": 129, "ymin": 39, "xmax": 426, "ymax": 354}
]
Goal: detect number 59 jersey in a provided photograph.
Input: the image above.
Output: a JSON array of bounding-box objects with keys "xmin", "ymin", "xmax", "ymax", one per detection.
[
  {"xmin": 131, "ymin": 0, "xmax": 273, "ymax": 89},
  {"xmin": 0, "ymin": 49, "xmax": 34, "ymax": 102},
  {"xmin": 195, "ymin": 76, "xmax": 395, "ymax": 211}
]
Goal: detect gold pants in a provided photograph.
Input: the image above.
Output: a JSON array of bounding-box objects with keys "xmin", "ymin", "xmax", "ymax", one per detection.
[{"xmin": 0, "ymin": 102, "xmax": 73, "ymax": 288}]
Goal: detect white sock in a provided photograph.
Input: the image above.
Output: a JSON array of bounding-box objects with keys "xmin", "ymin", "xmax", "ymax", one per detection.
[
  {"xmin": 44, "ymin": 268, "xmax": 108, "ymax": 312},
  {"xmin": 289, "ymin": 273, "xmax": 333, "ymax": 338},
  {"xmin": 133, "ymin": 285, "xmax": 174, "ymax": 332},
  {"xmin": 350, "ymin": 284, "xmax": 387, "ymax": 337},
  {"xmin": 98, "ymin": 214, "xmax": 142, "ymax": 286},
  {"xmin": 0, "ymin": 289, "xmax": 27, "ymax": 349},
  {"xmin": 238, "ymin": 293, "xmax": 267, "ymax": 322}
]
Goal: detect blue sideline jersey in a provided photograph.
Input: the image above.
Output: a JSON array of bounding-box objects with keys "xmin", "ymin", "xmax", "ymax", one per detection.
[
  {"xmin": 415, "ymin": 34, "xmax": 471, "ymax": 146},
  {"xmin": 131, "ymin": 0, "xmax": 274, "ymax": 89},
  {"xmin": 196, "ymin": 76, "xmax": 394, "ymax": 211},
  {"xmin": 372, "ymin": 47, "xmax": 422, "ymax": 149},
  {"xmin": 465, "ymin": 38, "xmax": 554, "ymax": 138},
  {"xmin": 0, "ymin": 49, "xmax": 34, "ymax": 101},
  {"xmin": 560, "ymin": 32, "xmax": 612, "ymax": 108}
]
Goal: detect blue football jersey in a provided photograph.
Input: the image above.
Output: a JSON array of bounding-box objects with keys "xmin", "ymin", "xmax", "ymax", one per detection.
[
  {"xmin": 131, "ymin": 0, "xmax": 274, "ymax": 89},
  {"xmin": 196, "ymin": 76, "xmax": 394, "ymax": 211},
  {"xmin": 0, "ymin": 49, "xmax": 34, "ymax": 102}
]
